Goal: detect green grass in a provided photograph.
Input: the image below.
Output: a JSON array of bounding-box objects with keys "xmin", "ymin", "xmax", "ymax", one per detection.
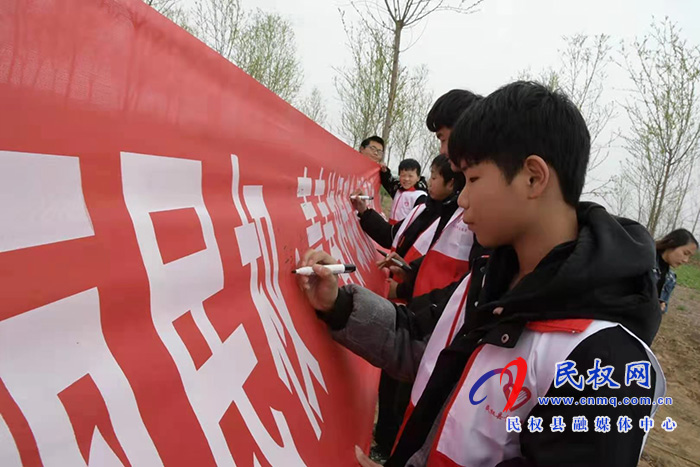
[
  {"xmin": 676, "ymin": 263, "xmax": 700, "ymax": 291},
  {"xmin": 690, "ymin": 252, "xmax": 700, "ymax": 267},
  {"xmin": 379, "ymin": 186, "xmax": 392, "ymax": 217}
]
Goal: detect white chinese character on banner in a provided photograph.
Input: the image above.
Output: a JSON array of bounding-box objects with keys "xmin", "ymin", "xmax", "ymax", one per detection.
[
  {"xmin": 0, "ymin": 151, "xmax": 162, "ymax": 467},
  {"xmin": 231, "ymin": 155, "xmax": 327, "ymax": 440},
  {"xmin": 295, "ymin": 167, "xmax": 376, "ymax": 287},
  {"xmin": 122, "ymin": 152, "xmax": 307, "ymax": 466}
]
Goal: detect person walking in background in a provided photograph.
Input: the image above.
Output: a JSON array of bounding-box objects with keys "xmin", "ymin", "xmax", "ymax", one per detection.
[{"xmin": 654, "ymin": 228, "xmax": 698, "ymax": 313}]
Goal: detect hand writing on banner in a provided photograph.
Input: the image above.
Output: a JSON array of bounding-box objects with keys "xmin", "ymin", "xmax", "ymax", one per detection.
[
  {"xmin": 229, "ymin": 156, "xmax": 327, "ymax": 442},
  {"xmin": 376, "ymin": 251, "xmax": 407, "ymax": 270},
  {"xmin": 335, "ymin": 177, "xmax": 378, "ymax": 272},
  {"xmin": 350, "ymin": 188, "xmax": 368, "ymax": 214},
  {"xmin": 296, "ymin": 167, "xmax": 377, "ymax": 287},
  {"xmin": 297, "ymin": 249, "xmax": 340, "ymax": 313},
  {"xmin": 389, "ymin": 265, "xmax": 409, "ymax": 280}
]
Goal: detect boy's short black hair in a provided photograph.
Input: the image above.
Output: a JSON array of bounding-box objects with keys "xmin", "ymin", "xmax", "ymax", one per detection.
[
  {"xmin": 431, "ymin": 154, "xmax": 465, "ymax": 192},
  {"xmin": 398, "ymin": 158, "xmax": 421, "ymax": 174},
  {"xmin": 426, "ymin": 90, "xmax": 483, "ymax": 132},
  {"xmin": 359, "ymin": 135, "xmax": 385, "ymax": 150},
  {"xmin": 448, "ymin": 81, "xmax": 590, "ymax": 206}
]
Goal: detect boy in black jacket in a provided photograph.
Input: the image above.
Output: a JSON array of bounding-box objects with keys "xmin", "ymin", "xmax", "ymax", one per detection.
[
  {"xmin": 357, "ymin": 154, "xmax": 465, "ymax": 461},
  {"xmin": 298, "ymin": 81, "xmax": 664, "ymax": 466},
  {"xmin": 379, "ymin": 158, "xmax": 428, "ymax": 225},
  {"xmin": 380, "ymin": 159, "xmax": 428, "ymax": 197},
  {"xmin": 354, "ymin": 90, "xmax": 483, "ymax": 462}
]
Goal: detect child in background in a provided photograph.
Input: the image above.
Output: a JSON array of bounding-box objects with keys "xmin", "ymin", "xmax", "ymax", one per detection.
[
  {"xmin": 352, "ymin": 155, "xmax": 462, "ymax": 261},
  {"xmin": 380, "ymin": 158, "xmax": 428, "ymax": 224}
]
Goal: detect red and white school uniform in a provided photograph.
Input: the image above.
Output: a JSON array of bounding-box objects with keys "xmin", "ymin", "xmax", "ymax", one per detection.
[
  {"xmin": 412, "ymin": 208, "xmax": 473, "ymax": 298},
  {"xmin": 390, "ymin": 188, "xmax": 427, "ymax": 225}
]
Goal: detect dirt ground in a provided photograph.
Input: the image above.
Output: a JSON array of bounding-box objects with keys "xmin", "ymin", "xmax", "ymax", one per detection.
[{"xmin": 639, "ymin": 284, "xmax": 700, "ymax": 467}]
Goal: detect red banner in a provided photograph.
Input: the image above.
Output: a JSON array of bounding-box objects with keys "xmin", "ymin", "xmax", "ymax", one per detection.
[{"xmin": 0, "ymin": 0, "xmax": 386, "ymax": 465}]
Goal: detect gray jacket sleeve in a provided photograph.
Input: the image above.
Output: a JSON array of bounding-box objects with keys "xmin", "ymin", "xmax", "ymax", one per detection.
[
  {"xmin": 319, "ymin": 284, "xmax": 426, "ymax": 382},
  {"xmin": 318, "ymin": 281, "xmax": 461, "ymax": 382}
]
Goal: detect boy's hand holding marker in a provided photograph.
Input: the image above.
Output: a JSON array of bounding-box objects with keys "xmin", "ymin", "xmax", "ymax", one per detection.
[
  {"xmin": 295, "ymin": 250, "xmax": 341, "ymax": 313},
  {"xmin": 376, "ymin": 249, "xmax": 412, "ymax": 274},
  {"xmin": 292, "ymin": 264, "xmax": 356, "ymax": 275},
  {"xmin": 349, "ymin": 189, "xmax": 369, "ymax": 214}
]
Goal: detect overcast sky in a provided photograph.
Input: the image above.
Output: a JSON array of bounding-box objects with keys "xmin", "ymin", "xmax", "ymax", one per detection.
[
  {"xmin": 180, "ymin": 0, "xmax": 700, "ymax": 208},
  {"xmin": 243, "ymin": 0, "xmax": 699, "ymax": 112},
  {"xmin": 233, "ymin": 0, "xmax": 699, "ymax": 182}
]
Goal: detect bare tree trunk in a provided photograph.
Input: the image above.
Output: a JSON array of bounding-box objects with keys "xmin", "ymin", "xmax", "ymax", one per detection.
[
  {"xmin": 382, "ymin": 20, "xmax": 403, "ymax": 165},
  {"xmin": 620, "ymin": 19, "xmax": 700, "ymax": 235},
  {"xmin": 633, "ymin": 171, "xmax": 645, "ymax": 221},
  {"xmin": 646, "ymin": 178, "xmax": 663, "ymax": 234},
  {"xmin": 649, "ymin": 155, "xmax": 674, "ymax": 236},
  {"xmin": 671, "ymin": 162, "xmax": 694, "ymax": 229},
  {"xmin": 692, "ymin": 205, "xmax": 700, "ymax": 234}
]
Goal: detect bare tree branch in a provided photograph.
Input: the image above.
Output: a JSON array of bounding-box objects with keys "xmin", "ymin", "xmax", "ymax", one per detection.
[
  {"xmin": 391, "ymin": 65, "xmax": 437, "ymax": 165},
  {"xmin": 620, "ymin": 18, "xmax": 700, "ymax": 235},
  {"xmin": 298, "ymin": 87, "xmax": 329, "ymax": 128},
  {"xmin": 232, "ymin": 9, "xmax": 303, "ymax": 103},
  {"xmin": 346, "ymin": 0, "xmax": 487, "ymax": 147},
  {"xmin": 190, "ymin": 1, "xmax": 303, "ymax": 103},
  {"xmin": 192, "ymin": 0, "xmax": 242, "ymax": 59},
  {"xmin": 143, "ymin": 0, "xmax": 194, "ymax": 32},
  {"xmin": 333, "ymin": 21, "xmax": 394, "ymax": 148},
  {"xmin": 516, "ymin": 33, "xmax": 615, "ymax": 196}
]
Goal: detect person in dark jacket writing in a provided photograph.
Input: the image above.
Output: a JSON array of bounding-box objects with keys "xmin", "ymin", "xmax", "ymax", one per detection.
[
  {"xmin": 357, "ymin": 89, "xmax": 483, "ymax": 463},
  {"xmin": 353, "ymin": 154, "xmax": 465, "ymax": 461},
  {"xmin": 297, "ymin": 81, "xmax": 664, "ymax": 467}
]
